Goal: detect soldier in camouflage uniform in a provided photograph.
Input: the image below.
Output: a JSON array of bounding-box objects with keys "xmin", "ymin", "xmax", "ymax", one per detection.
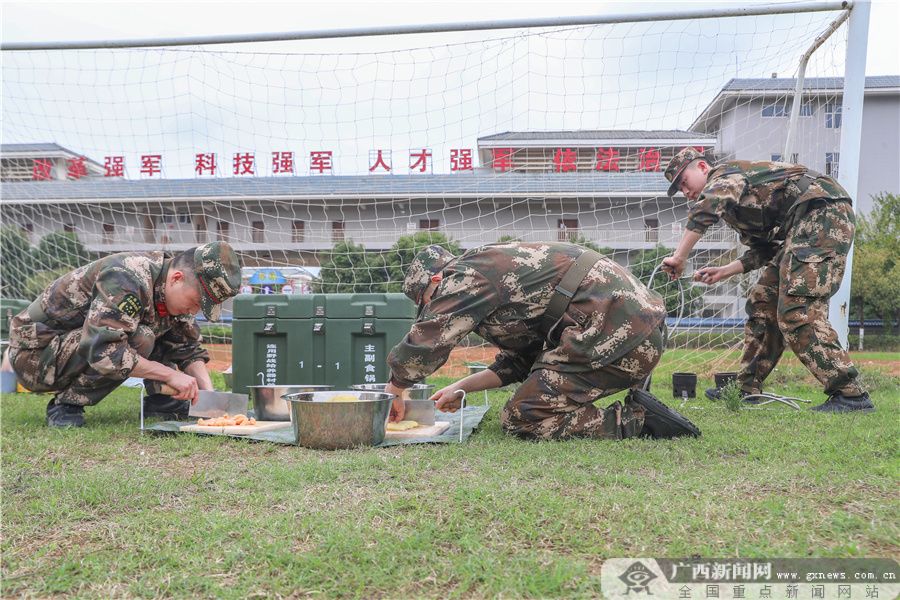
[
  {"xmin": 7, "ymin": 242, "xmax": 242, "ymax": 427},
  {"xmin": 385, "ymin": 242, "xmax": 700, "ymax": 441},
  {"xmin": 661, "ymin": 147, "xmax": 872, "ymax": 413}
]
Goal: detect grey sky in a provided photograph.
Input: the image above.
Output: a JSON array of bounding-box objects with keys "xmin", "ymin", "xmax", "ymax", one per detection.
[
  {"xmin": 2, "ymin": 1, "xmax": 897, "ymax": 178},
  {"xmin": 2, "ymin": 0, "xmax": 897, "ymax": 74}
]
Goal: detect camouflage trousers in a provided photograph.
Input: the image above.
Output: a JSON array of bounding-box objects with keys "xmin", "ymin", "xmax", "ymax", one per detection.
[
  {"xmin": 500, "ymin": 324, "xmax": 665, "ymax": 441},
  {"xmin": 739, "ymin": 200, "xmax": 864, "ymax": 396},
  {"xmin": 9, "ymin": 323, "xmax": 157, "ymax": 407}
]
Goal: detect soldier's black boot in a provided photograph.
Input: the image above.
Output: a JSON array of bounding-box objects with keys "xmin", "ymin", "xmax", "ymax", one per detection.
[
  {"xmin": 811, "ymin": 391, "xmax": 875, "ymax": 414},
  {"xmin": 142, "ymin": 393, "xmax": 190, "ymax": 419},
  {"xmin": 705, "ymin": 387, "xmax": 728, "ymax": 400},
  {"xmin": 626, "ymin": 389, "xmax": 701, "ymax": 439},
  {"xmin": 46, "ymin": 398, "xmax": 85, "ymax": 428}
]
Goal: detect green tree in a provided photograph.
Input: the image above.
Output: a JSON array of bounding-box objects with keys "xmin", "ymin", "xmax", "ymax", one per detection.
[
  {"xmin": 34, "ymin": 231, "xmax": 91, "ymax": 272},
  {"xmin": 311, "ymin": 240, "xmax": 390, "ymax": 293},
  {"xmin": 384, "ymin": 231, "xmax": 461, "ymax": 292},
  {"xmin": 851, "ymin": 193, "xmax": 900, "ymax": 333},
  {"xmin": 629, "ymin": 246, "xmax": 705, "ymax": 317},
  {"xmin": 0, "ymin": 227, "xmax": 35, "ymax": 298}
]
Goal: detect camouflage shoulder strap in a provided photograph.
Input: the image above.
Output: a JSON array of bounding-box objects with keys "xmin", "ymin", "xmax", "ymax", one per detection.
[{"xmin": 542, "ymin": 249, "xmax": 603, "ymax": 335}]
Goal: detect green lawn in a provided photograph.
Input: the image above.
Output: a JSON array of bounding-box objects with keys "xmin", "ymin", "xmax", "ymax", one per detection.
[{"xmin": 2, "ymin": 350, "xmax": 898, "ymax": 598}]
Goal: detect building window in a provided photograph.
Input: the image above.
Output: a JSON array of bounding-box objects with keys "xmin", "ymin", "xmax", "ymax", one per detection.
[
  {"xmin": 761, "ymin": 103, "xmax": 789, "ymax": 118},
  {"xmin": 217, "ymin": 221, "xmax": 230, "ymax": 241},
  {"xmin": 419, "ymin": 219, "xmax": 439, "ymax": 230},
  {"xmin": 825, "ymin": 103, "xmax": 842, "ymax": 128},
  {"xmin": 160, "ymin": 210, "xmax": 175, "ymax": 224},
  {"xmin": 178, "ymin": 211, "xmax": 192, "ymax": 224},
  {"xmin": 195, "ymin": 215, "xmax": 207, "ymax": 243},
  {"xmin": 251, "ymin": 220, "xmax": 265, "ymax": 243},
  {"xmin": 102, "ymin": 223, "xmax": 115, "ymax": 244},
  {"xmin": 772, "ymin": 153, "xmax": 798, "ymax": 163},
  {"xmin": 799, "ymin": 102, "xmax": 815, "ymax": 117},
  {"xmin": 644, "ymin": 218, "xmax": 659, "ymax": 243},
  {"xmin": 332, "ymin": 221, "xmax": 344, "ymax": 242},
  {"xmin": 771, "ymin": 154, "xmax": 782, "ymax": 162},
  {"xmin": 557, "ymin": 218, "xmax": 578, "ymax": 241},
  {"xmin": 292, "ymin": 220, "xmax": 305, "ymax": 243},
  {"xmin": 825, "ymin": 153, "xmax": 839, "ymax": 178}
]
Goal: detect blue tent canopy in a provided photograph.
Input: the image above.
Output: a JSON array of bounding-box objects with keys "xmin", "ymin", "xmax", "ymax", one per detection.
[{"xmin": 248, "ymin": 269, "xmax": 287, "ymax": 285}]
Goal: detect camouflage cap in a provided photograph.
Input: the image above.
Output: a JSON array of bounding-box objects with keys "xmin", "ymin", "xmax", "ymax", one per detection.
[
  {"xmin": 402, "ymin": 245, "xmax": 457, "ymax": 304},
  {"xmin": 194, "ymin": 242, "xmax": 241, "ymax": 322},
  {"xmin": 664, "ymin": 147, "xmax": 703, "ymax": 197}
]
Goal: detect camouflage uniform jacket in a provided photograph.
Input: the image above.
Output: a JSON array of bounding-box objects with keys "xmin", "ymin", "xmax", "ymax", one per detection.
[
  {"xmin": 9, "ymin": 252, "xmax": 209, "ymax": 381},
  {"xmin": 686, "ymin": 160, "xmax": 850, "ymax": 272},
  {"xmin": 388, "ymin": 242, "xmax": 667, "ymax": 388}
]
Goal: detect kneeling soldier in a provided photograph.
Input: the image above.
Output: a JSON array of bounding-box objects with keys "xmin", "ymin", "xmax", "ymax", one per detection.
[
  {"xmin": 385, "ymin": 242, "xmax": 700, "ymax": 441},
  {"xmin": 8, "ymin": 242, "xmax": 241, "ymax": 427}
]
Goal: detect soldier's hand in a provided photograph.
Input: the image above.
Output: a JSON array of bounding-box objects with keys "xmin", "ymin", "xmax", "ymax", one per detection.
[
  {"xmin": 166, "ymin": 371, "xmax": 199, "ymax": 403},
  {"xmin": 389, "ymin": 396, "xmax": 406, "ymax": 422},
  {"xmin": 661, "ymin": 256, "xmax": 685, "ymax": 280},
  {"xmin": 432, "ymin": 386, "xmax": 464, "ymax": 413},
  {"xmin": 693, "ymin": 266, "xmax": 730, "ymax": 285}
]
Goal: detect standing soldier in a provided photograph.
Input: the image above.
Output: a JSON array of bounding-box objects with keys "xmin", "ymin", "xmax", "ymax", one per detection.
[
  {"xmin": 385, "ymin": 243, "xmax": 700, "ymax": 441},
  {"xmin": 8, "ymin": 242, "xmax": 242, "ymax": 427},
  {"xmin": 660, "ymin": 148, "xmax": 872, "ymax": 413}
]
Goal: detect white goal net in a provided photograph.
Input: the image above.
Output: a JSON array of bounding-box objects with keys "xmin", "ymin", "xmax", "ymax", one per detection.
[{"xmin": 1, "ymin": 6, "xmax": 854, "ymax": 377}]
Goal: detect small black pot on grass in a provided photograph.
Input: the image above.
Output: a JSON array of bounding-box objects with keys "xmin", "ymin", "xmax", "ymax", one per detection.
[
  {"xmin": 714, "ymin": 371, "xmax": 738, "ymax": 389},
  {"xmin": 672, "ymin": 372, "xmax": 697, "ymax": 399}
]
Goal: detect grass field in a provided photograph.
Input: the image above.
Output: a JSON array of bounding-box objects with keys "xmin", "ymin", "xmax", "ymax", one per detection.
[{"xmin": 2, "ymin": 350, "xmax": 898, "ymax": 598}]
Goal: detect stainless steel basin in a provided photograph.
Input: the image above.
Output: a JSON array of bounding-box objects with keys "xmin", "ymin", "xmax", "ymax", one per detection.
[
  {"xmin": 350, "ymin": 383, "xmax": 434, "ymax": 400},
  {"xmin": 285, "ymin": 390, "xmax": 395, "ymax": 450},
  {"xmin": 248, "ymin": 385, "xmax": 334, "ymax": 421},
  {"xmin": 351, "ymin": 383, "xmax": 436, "ymax": 424}
]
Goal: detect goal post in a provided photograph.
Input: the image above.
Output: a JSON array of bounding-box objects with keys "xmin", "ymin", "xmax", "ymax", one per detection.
[{"xmin": 1, "ymin": 1, "xmax": 866, "ymax": 371}]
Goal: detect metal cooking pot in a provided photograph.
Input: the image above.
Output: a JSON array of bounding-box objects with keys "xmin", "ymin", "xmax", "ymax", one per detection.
[
  {"xmin": 351, "ymin": 383, "xmax": 436, "ymax": 424},
  {"xmin": 285, "ymin": 390, "xmax": 395, "ymax": 450},
  {"xmin": 350, "ymin": 383, "xmax": 434, "ymax": 400},
  {"xmin": 248, "ymin": 385, "xmax": 334, "ymax": 421}
]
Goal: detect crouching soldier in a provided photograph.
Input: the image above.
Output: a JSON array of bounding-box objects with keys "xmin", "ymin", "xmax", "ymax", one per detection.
[
  {"xmin": 8, "ymin": 242, "xmax": 242, "ymax": 427},
  {"xmin": 660, "ymin": 147, "xmax": 872, "ymax": 413},
  {"xmin": 385, "ymin": 243, "xmax": 700, "ymax": 441}
]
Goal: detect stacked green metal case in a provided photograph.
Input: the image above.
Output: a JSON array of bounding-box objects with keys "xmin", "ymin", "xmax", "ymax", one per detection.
[{"xmin": 232, "ymin": 293, "xmax": 415, "ymax": 394}]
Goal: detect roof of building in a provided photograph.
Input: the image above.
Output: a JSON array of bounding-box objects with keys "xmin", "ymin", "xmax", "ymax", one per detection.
[
  {"xmin": 0, "ymin": 172, "xmax": 673, "ymax": 204},
  {"xmin": 721, "ymin": 75, "xmax": 900, "ymax": 92},
  {"xmin": 0, "ymin": 142, "xmax": 105, "ymax": 169},
  {"xmin": 478, "ymin": 130, "xmax": 716, "ymax": 141},
  {"xmin": 691, "ymin": 75, "xmax": 900, "ymax": 132}
]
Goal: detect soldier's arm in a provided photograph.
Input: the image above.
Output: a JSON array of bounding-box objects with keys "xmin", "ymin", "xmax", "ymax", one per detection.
[
  {"xmin": 665, "ymin": 175, "xmax": 745, "ymax": 278},
  {"xmin": 79, "ymin": 267, "xmax": 150, "ymax": 380},
  {"xmin": 737, "ymin": 238, "xmax": 780, "ymax": 272},
  {"xmin": 387, "ymin": 264, "xmax": 498, "ymax": 388},
  {"xmin": 489, "ymin": 340, "xmax": 546, "ymax": 386},
  {"xmin": 155, "ymin": 318, "xmax": 211, "ymax": 371},
  {"xmin": 183, "ymin": 359, "xmax": 214, "ymax": 391},
  {"xmin": 685, "ymin": 173, "xmax": 746, "ymax": 235}
]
